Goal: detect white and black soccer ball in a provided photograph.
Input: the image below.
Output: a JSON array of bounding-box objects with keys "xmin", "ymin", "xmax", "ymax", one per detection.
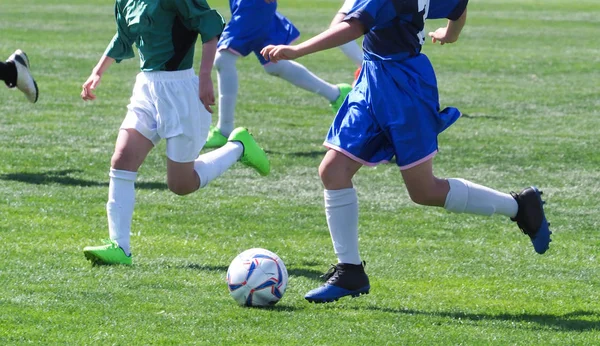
[{"xmin": 226, "ymin": 248, "xmax": 288, "ymax": 307}]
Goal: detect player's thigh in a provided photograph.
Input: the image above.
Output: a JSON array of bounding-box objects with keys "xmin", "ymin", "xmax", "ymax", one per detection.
[{"xmin": 112, "ymin": 128, "xmax": 154, "ymax": 171}]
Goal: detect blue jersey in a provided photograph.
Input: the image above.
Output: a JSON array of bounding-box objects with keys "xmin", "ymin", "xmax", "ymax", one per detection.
[
  {"xmin": 217, "ymin": 0, "xmax": 299, "ymax": 64},
  {"xmin": 324, "ymin": 0, "xmax": 467, "ymax": 169},
  {"xmin": 345, "ymin": 0, "xmax": 468, "ymax": 61}
]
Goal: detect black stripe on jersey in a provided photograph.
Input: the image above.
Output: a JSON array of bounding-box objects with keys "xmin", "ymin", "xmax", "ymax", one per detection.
[{"xmin": 165, "ymin": 16, "xmax": 198, "ymax": 71}]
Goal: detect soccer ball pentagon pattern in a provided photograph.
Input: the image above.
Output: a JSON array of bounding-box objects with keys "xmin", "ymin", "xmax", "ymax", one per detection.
[{"xmin": 227, "ymin": 248, "xmax": 288, "ymax": 307}]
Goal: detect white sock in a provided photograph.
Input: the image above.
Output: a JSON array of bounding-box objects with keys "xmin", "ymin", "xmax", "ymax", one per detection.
[
  {"xmin": 214, "ymin": 50, "xmax": 239, "ymax": 137},
  {"xmin": 324, "ymin": 188, "xmax": 362, "ymax": 265},
  {"xmin": 107, "ymin": 168, "xmax": 137, "ymax": 256},
  {"xmin": 339, "ymin": 41, "xmax": 363, "ymax": 67},
  {"xmin": 444, "ymin": 178, "xmax": 518, "ymax": 217},
  {"xmin": 263, "ymin": 60, "xmax": 340, "ymax": 102},
  {"xmin": 194, "ymin": 142, "xmax": 243, "ymax": 188}
]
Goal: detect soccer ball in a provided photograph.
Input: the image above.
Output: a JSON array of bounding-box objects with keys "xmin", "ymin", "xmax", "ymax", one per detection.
[{"xmin": 226, "ymin": 248, "xmax": 288, "ymax": 307}]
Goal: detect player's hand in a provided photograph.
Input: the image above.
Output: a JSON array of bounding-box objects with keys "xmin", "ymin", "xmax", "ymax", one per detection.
[
  {"xmin": 81, "ymin": 73, "xmax": 101, "ymax": 101},
  {"xmin": 428, "ymin": 27, "xmax": 458, "ymax": 45},
  {"xmin": 260, "ymin": 45, "xmax": 300, "ymax": 63},
  {"xmin": 199, "ymin": 74, "xmax": 215, "ymax": 113}
]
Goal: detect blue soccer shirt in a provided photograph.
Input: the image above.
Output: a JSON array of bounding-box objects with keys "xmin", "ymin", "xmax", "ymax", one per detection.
[{"xmin": 344, "ymin": 0, "xmax": 468, "ymax": 61}]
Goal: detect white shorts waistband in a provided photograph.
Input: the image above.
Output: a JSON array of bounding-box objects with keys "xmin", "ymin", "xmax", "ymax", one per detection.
[{"xmin": 138, "ymin": 68, "xmax": 196, "ymax": 81}]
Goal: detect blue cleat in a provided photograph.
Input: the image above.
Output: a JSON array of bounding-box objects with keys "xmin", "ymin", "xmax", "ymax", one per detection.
[
  {"xmin": 305, "ymin": 262, "xmax": 370, "ymax": 303},
  {"xmin": 511, "ymin": 186, "xmax": 552, "ymax": 254}
]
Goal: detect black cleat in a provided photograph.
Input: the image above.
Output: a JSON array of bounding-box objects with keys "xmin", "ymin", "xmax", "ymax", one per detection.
[
  {"xmin": 305, "ymin": 262, "xmax": 370, "ymax": 303},
  {"xmin": 511, "ymin": 186, "xmax": 552, "ymax": 254}
]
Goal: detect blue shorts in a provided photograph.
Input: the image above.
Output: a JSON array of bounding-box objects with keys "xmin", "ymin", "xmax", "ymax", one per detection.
[
  {"xmin": 324, "ymin": 54, "xmax": 461, "ymax": 170},
  {"xmin": 217, "ymin": 1, "xmax": 300, "ymax": 65}
]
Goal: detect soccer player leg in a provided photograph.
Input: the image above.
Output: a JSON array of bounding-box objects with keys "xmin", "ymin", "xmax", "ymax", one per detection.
[
  {"xmin": 305, "ymin": 100, "xmax": 380, "ymax": 303},
  {"xmin": 212, "ymin": 49, "xmax": 240, "ymax": 145},
  {"xmin": 305, "ymin": 150, "xmax": 369, "ymax": 303},
  {"xmin": 83, "ymin": 127, "xmax": 154, "ymax": 266},
  {"xmin": 169, "ymin": 118, "xmax": 248, "ymax": 192},
  {"xmin": 398, "ymin": 144, "xmax": 551, "ymax": 254},
  {"xmin": 209, "ymin": 0, "xmax": 276, "ymax": 145},
  {"xmin": 257, "ymin": 13, "xmax": 347, "ymax": 113}
]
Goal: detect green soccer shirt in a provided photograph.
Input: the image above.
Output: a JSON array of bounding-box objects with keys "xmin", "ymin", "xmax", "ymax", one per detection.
[{"xmin": 104, "ymin": 0, "xmax": 225, "ymax": 71}]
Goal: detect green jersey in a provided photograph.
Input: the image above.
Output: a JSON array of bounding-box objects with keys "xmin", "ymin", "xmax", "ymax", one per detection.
[{"xmin": 104, "ymin": 0, "xmax": 224, "ymax": 71}]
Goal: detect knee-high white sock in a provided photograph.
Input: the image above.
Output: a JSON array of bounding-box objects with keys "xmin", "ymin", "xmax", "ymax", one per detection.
[
  {"xmin": 444, "ymin": 178, "xmax": 518, "ymax": 217},
  {"xmin": 324, "ymin": 188, "xmax": 362, "ymax": 265},
  {"xmin": 263, "ymin": 60, "xmax": 340, "ymax": 102},
  {"xmin": 107, "ymin": 168, "xmax": 137, "ymax": 256},
  {"xmin": 339, "ymin": 41, "xmax": 363, "ymax": 67},
  {"xmin": 214, "ymin": 50, "xmax": 239, "ymax": 137},
  {"xmin": 194, "ymin": 142, "xmax": 243, "ymax": 188}
]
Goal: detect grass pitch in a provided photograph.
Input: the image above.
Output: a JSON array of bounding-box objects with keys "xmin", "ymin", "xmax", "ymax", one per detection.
[{"xmin": 0, "ymin": 0, "xmax": 599, "ymax": 344}]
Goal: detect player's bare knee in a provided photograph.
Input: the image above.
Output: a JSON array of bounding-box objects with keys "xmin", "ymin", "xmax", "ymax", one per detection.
[
  {"xmin": 110, "ymin": 151, "xmax": 133, "ymax": 171},
  {"xmin": 319, "ymin": 164, "xmax": 349, "ymax": 190}
]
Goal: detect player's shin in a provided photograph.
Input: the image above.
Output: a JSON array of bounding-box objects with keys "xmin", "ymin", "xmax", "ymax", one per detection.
[
  {"xmin": 107, "ymin": 168, "xmax": 137, "ymax": 255},
  {"xmin": 444, "ymin": 178, "xmax": 518, "ymax": 217},
  {"xmin": 324, "ymin": 188, "xmax": 361, "ymax": 265}
]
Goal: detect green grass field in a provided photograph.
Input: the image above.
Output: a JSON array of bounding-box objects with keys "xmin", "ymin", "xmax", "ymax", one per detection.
[{"xmin": 1, "ymin": 0, "xmax": 599, "ymax": 344}]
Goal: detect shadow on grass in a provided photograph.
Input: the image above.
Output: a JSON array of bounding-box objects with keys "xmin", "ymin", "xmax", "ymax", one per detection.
[
  {"xmin": 0, "ymin": 169, "xmax": 166, "ymax": 190},
  {"xmin": 265, "ymin": 150, "xmax": 325, "ymax": 159},
  {"xmin": 362, "ymin": 306, "xmax": 600, "ymax": 331},
  {"xmin": 180, "ymin": 263, "xmax": 325, "ymax": 280},
  {"xmin": 461, "ymin": 113, "xmax": 503, "ymax": 120}
]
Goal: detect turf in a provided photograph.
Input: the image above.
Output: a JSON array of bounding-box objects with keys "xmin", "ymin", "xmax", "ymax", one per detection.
[{"xmin": 0, "ymin": 0, "xmax": 599, "ymax": 344}]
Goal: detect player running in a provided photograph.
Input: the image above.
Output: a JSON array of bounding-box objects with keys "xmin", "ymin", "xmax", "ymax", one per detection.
[
  {"xmin": 81, "ymin": 0, "xmax": 270, "ymax": 265},
  {"xmin": 205, "ymin": 0, "xmax": 353, "ymax": 148},
  {"xmin": 262, "ymin": 0, "xmax": 553, "ymax": 303}
]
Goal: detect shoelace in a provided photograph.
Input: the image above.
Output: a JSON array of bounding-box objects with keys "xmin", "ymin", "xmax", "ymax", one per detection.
[{"xmin": 319, "ymin": 264, "xmax": 338, "ymax": 281}]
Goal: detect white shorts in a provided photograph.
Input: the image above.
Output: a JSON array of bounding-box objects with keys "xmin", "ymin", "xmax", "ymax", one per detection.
[
  {"xmin": 339, "ymin": 0, "xmax": 356, "ymax": 14},
  {"xmin": 121, "ymin": 69, "xmax": 211, "ymax": 163}
]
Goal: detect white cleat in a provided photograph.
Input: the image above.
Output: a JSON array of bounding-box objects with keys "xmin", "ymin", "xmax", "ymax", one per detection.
[{"xmin": 6, "ymin": 49, "xmax": 39, "ymax": 103}]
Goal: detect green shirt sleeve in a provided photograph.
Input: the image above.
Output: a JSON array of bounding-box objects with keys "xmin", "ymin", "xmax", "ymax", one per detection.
[
  {"xmin": 104, "ymin": 1, "xmax": 136, "ymax": 62},
  {"xmin": 170, "ymin": 0, "xmax": 225, "ymax": 43}
]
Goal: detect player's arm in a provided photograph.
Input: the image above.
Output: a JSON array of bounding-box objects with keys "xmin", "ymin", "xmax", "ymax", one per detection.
[
  {"xmin": 81, "ymin": 55, "xmax": 115, "ymax": 101},
  {"xmin": 261, "ymin": 19, "xmax": 364, "ymax": 62},
  {"xmin": 428, "ymin": 7, "xmax": 467, "ymax": 45},
  {"xmin": 82, "ymin": 2, "xmax": 134, "ymax": 101},
  {"xmin": 170, "ymin": 0, "xmax": 225, "ymax": 112},
  {"xmin": 199, "ymin": 37, "xmax": 218, "ymax": 113}
]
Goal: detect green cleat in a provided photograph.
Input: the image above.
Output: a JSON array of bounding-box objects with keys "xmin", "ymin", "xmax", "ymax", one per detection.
[
  {"xmin": 330, "ymin": 83, "xmax": 352, "ymax": 114},
  {"xmin": 204, "ymin": 126, "xmax": 228, "ymax": 149},
  {"xmin": 228, "ymin": 127, "xmax": 270, "ymax": 176},
  {"xmin": 83, "ymin": 240, "xmax": 132, "ymax": 265}
]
